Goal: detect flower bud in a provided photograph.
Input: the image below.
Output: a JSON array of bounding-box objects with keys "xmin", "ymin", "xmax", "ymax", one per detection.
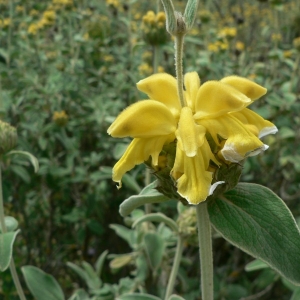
[{"xmin": 0, "ymin": 121, "xmax": 17, "ymax": 155}]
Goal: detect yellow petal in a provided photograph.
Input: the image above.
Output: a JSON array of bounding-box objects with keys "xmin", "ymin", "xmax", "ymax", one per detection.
[
  {"xmin": 113, "ymin": 134, "xmax": 175, "ymax": 186},
  {"xmin": 193, "ymin": 81, "xmax": 251, "ymax": 119},
  {"xmin": 176, "ymin": 107, "xmax": 206, "ymax": 157},
  {"xmin": 184, "ymin": 72, "xmax": 200, "ymax": 111},
  {"xmin": 221, "ymin": 76, "xmax": 267, "ymax": 101},
  {"xmin": 136, "ymin": 73, "xmax": 181, "ymax": 118},
  {"xmin": 171, "ymin": 141, "xmax": 223, "ymax": 205},
  {"xmin": 231, "ymin": 108, "xmax": 278, "ymax": 138},
  {"xmin": 198, "ymin": 115, "xmax": 268, "ymax": 162},
  {"xmin": 221, "ymin": 134, "xmax": 268, "ymax": 163},
  {"xmin": 108, "ymin": 100, "xmax": 176, "ymax": 138}
]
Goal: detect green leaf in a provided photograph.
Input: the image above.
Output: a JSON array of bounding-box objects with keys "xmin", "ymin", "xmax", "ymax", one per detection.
[
  {"xmin": 168, "ymin": 295, "xmax": 186, "ymax": 300},
  {"xmin": 245, "ymin": 259, "xmax": 269, "ymax": 272},
  {"xmin": 109, "ymin": 254, "xmax": 133, "ymax": 270},
  {"xmin": 208, "ymin": 183, "xmax": 300, "ymax": 285},
  {"xmin": 95, "ymin": 250, "xmax": 108, "ymax": 277},
  {"xmin": 109, "ymin": 224, "xmax": 134, "ymax": 247},
  {"xmin": 21, "ymin": 266, "xmax": 65, "ymax": 300},
  {"xmin": 8, "ymin": 150, "xmax": 39, "ymax": 173},
  {"xmin": 143, "ymin": 232, "xmax": 165, "ymax": 271},
  {"xmin": 68, "ymin": 289, "xmax": 90, "ymax": 300},
  {"xmin": 67, "ymin": 262, "xmax": 89, "ymax": 283},
  {"xmin": 119, "ymin": 186, "xmax": 169, "ymax": 217},
  {"xmin": 291, "ymin": 287, "xmax": 300, "ymax": 300},
  {"xmin": 0, "ymin": 230, "xmax": 20, "ymax": 271},
  {"xmin": 122, "ymin": 173, "xmax": 141, "ymax": 194},
  {"xmin": 81, "ymin": 261, "xmax": 101, "ymax": 289},
  {"xmin": 116, "ymin": 294, "xmax": 161, "ymax": 300},
  {"xmin": 132, "ymin": 213, "xmax": 178, "ymax": 232}
]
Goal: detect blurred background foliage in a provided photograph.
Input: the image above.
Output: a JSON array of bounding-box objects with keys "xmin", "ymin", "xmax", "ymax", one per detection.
[{"xmin": 0, "ymin": 0, "xmax": 300, "ymax": 299}]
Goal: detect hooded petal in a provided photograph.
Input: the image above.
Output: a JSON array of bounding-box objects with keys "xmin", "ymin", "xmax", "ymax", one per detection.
[
  {"xmin": 113, "ymin": 134, "xmax": 175, "ymax": 187},
  {"xmin": 184, "ymin": 72, "xmax": 200, "ymax": 112},
  {"xmin": 171, "ymin": 140, "xmax": 223, "ymax": 204},
  {"xmin": 176, "ymin": 107, "xmax": 206, "ymax": 157},
  {"xmin": 231, "ymin": 108, "xmax": 278, "ymax": 138},
  {"xmin": 198, "ymin": 115, "xmax": 268, "ymax": 162},
  {"xmin": 221, "ymin": 135, "xmax": 268, "ymax": 163},
  {"xmin": 193, "ymin": 81, "xmax": 251, "ymax": 119},
  {"xmin": 136, "ymin": 73, "xmax": 181, "ymax": 118},
  {"xmin": 221, "ymin": 76, "xmax": 267, "ymax": 101},
  {"xmin": 108, "ymin": 100, "xmax": 176, "ymax": 138}
]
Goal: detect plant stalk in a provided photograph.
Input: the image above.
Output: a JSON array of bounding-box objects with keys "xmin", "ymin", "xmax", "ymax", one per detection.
[
  {"xmin": 196, "ymin": 202, "xmax": 214, "ymax": 300},
  {"xmin": 164, "ymin": 234, "xmax": 184, "ymax": 300},
  {"xmin": 0, "ymin": 165, "xmax": 27, "ymax": 300},
  {"xmin": 174, "ymin": 33, "xmax": 187, "ymax": 107}
]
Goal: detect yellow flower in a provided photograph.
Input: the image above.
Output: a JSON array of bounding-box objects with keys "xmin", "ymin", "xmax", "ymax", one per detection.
[
  {"xmin": 271, "ymin": 33, "xmax": 282, "ymax": 42},
  {"xmin": 218, "ymin": 27, "xmax": 237, "ymax": 39},
  {"xmin": 293, "ymin": 37, "xmax": 300, "ymax": 52},
  {"xmin": 28, "ymin": 23, "xmax": 39, "ymax": 35},
  {"xmin": 283, "ymin": 50, "xmax": 293, "ymax": 58},
  {"xmin": 235, "ymin": 41, "xmax": 245, "ymax": 52},
  {"xmin": 108, "ymin": 73, "xmax": 277, "ymax": 204},
  {"xmin": 16, "ymin": 5, "xmax": 25, "ymax": 13},
  {"xmin": 52, "ymin": 110, "xmax": 68, "ymax": 126},
  {"xmin": 29, "ymin": 9, "xmax": 39, "ymax": 17},
  {"xmin": 42, "ymin": 10, "xmax": 56, "ymax": 24}
]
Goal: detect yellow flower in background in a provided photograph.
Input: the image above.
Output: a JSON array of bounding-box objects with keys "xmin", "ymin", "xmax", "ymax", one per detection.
[
  {"xmin": 142, "ymin": 11, "xmax": 169, "ymax": 46},
  {"xmin": 283, "ymin": 50, "xmax": 293, "ymax": 58},
  {"xmin": 108, "ymin": 73, "xmax": 277, "ymax": 204},
  {"xmin": 235, "ymin": 41, "xmax": 245, "ymax": 52},
  {"xmin": 208, "ymin": 41, "xmax": 228, "ymax": 53},
  {"xmin": 138, "ymin": 63, "xmax": 153, "ymax": 76},
  {"xmin": 28, "ymin": 23, "xmax": 39, "ymax": 35},
  {"xmin": 0, "ymin": 18, "xmax": 11, "ymax": 28},
  {"xmin": 16, "ymin": 5, "xmax": 25, "ymax": 13},
  {"xmin": 53, "ymin": 111, "xmax": 68, "ymax": 126},
  {"xmin": 293, "ymin": 37, "xmax": 300, "ymax": 52},
  {"xmin": 218, "ymin": 27, "xmax": 237, "ymax": 39},
  {"xmin": 29, "ymin": 9, "xmax": 39, "ymax": 17},
  {"xmin": 271, "ymin": 33, "xmax": 282, "ymax": 42},
  {"xmin": 42, "ymin": 10, "xmax": 56, "ymax": 25}
]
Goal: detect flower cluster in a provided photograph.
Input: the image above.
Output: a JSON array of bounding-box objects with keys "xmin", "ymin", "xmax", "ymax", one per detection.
[
  {"xmin": 27, "ymin": 10, "xmax": 56, "ymax": 35},
  {"xmin": 108, "ymin": 73, "xmax": 277, "ymax": 205},
  {"xmin": 141, "ymin": 11, "xmax": 169, "ymax": 46}
]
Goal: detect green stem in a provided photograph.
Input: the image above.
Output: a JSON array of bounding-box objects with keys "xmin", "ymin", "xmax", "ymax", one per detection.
[
  {"xmin": 7, "ymin": 0, "xmax": 13, "ymax": 67},
  {"xmin": 0, "ymin": 166, "xmax": 27, "ymax": 300},
  {"xmin": 156, "ymin": 0, "xmax": 161, "ymax": 13},
  {"xmin": 174, "ymin": 33, "xmax": 187, "ymax": 107},
  {"xmin": 290, "ymin": 54, "xmax": 300, "ymax": 93},
  {"xmin": 153, "ymin": 45, "xmax": 159, "ymax": 74},
  {"xmin": 164, "ymin": 235, "xmax": 184, "ymax": 300},
  {"xmin": 144, "ymin": 168, "xmax": 151, "ymax": 214},
  {"xmin": 196, "ymin": 202, "xmax": 214, "ymax": 300}
]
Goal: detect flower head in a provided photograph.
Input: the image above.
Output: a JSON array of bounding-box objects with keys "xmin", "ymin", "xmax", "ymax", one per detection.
[{"xmin": 108, "ymin": 73, "xmax": 277, "ymax": 205}]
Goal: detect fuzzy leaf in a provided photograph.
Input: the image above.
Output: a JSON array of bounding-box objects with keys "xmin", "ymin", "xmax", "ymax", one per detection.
[
  {"xmin": 208, "ymin": 183, "xmax": 300, "ymax": 285},
  {"xmin": 0, "ymin": 230, "xmax": 20, "ymax": 271},
  {"xmin": 117, "ymin": 294, "xmax": 161, "ymax": 300},
  {"xmin": 143, "ymin": 232, "xmax": 165, "ymax": 271},
  {"xmin": 22, "ymin": 266, "xmax": 64, "ymax": 300}
]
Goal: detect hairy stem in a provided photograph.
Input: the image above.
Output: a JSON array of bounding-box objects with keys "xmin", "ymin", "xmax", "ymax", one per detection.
[
  {"xmin": 196, "ymin": 202, "xmax": 214, "ymax": 300},
  {"xmin": 164, "ymin": 234, "xmax": 184, "ymax": 300},
  {"xmin": 175, "ymin": 33, "xmax": 187, "ymax": 107}
]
